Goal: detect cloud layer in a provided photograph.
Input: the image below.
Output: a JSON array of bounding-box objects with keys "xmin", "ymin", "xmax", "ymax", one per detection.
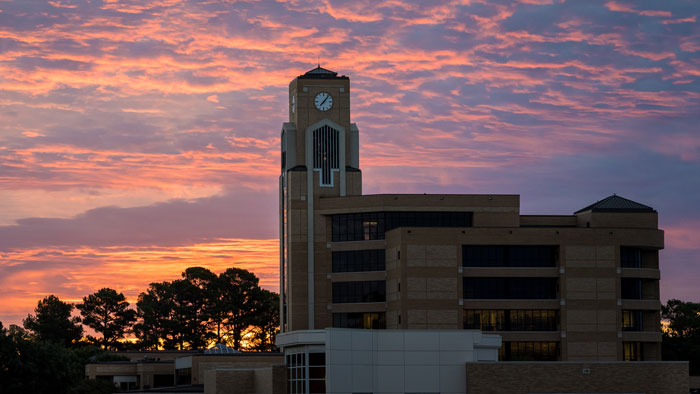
[{"xmin": 1, "ymin": 0, "xmax": 699, "ymax": 325}]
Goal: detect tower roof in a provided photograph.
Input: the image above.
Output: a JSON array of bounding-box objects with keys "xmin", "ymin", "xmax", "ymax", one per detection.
[
  {"xmin": 574, "ymin": 194, "xmax": 656, "ymax": 214},
  {"xmin": 298, "ymin": 66, "xmax": 348, "ymax": 80}
]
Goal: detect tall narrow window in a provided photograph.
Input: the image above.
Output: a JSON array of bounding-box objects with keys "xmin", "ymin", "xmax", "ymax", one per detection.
[
  {"xmin": 622, "ymin": 310, "xmax": 643, "ymax": 331},
  {"xmin": 623, "ymin": 342, "xmax": 643, "ymax": 361},
  {"xmin": 621, "ymin": 278, "xmax": 643, "ymax": 299},
  {"xmin": 313, "ymin": 125, "xmax": 340, "ymax": 186},
  {"xmin": 621, "ymin": 247, "xmax": 642, "ymax": 268}
]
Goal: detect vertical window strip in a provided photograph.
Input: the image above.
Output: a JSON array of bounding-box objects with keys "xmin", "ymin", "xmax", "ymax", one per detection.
[{"xmin": 313, "ymin": 125, "xmax": 340, "ymax": 186}]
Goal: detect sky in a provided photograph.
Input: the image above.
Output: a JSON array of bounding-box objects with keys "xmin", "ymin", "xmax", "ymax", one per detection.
[{"xmin": 0, "ymin": 0, "xmax": 698, "ymax": 327}]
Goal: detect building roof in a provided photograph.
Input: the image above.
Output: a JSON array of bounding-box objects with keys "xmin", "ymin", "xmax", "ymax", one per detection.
[
  {"xmin": 297, "ymin": 65, "xmax": 348, "ymax": 80},
  {"xmin": 203, "ymin": 343, "xmax": 240, "ymax": 354},
  {"xmin": 574, "ymin": 194, "xmax": 656, "ymax": 214}
]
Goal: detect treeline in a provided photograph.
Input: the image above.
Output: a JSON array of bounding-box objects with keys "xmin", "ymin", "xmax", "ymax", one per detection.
[
  {"xmin": 6, "ymin": 266, "xmax": 279, "ymax": 351},
  {"xmin": 661, "ymin": 299, "xmax": 700, "ymax": 375}
]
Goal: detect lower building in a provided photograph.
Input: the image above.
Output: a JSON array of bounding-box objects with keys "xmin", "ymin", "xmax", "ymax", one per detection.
[
  {"xmin": 85, "ymin": 347, "xmax": 285, "ymax": 393},
  {"xmin": 276, "ymin": 328, "xmax": 501, "ymax": 394}
]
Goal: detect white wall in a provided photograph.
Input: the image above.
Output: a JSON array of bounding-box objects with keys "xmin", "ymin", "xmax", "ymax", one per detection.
[{"xmin": 325, "ymin": 329, "xmax": 500, "ymax": 394}]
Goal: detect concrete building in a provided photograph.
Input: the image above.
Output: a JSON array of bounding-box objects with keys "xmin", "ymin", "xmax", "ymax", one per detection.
[{"xmin": 276, "ymin": 67, "xmax": 688, "ymax": 393}]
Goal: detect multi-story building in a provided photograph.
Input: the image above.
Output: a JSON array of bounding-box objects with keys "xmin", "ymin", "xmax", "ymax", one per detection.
[{"xmin": 279, "ymin": 66, "xmax": 663, "ymax": 363}]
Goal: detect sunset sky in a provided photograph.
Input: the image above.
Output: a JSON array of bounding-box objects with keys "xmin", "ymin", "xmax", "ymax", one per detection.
[{"xmin": 1, "ymin": 0, "xmax": 699, "ymax": 327}]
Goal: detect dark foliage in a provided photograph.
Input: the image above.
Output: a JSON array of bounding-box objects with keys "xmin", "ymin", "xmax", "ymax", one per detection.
[
  {"xmin": 662, "ymin": 299, "xmax": 700, "ymax": 375},
  {"xmin": 23, "ymin": 295, "xmax": 83, "ymax": 347},
  {"xmin": 134, "ymin": 266, "xmax": 279, "ymax": 350},
  {"xmin": 249, "ymin": 289, "xmax": 280, "ymax": 351},
  {"xmin": 0, "ymin": 323, "xmax": 107, "ymax": 394},
  {"xmin": 68, "ymin": 379, "xmax": 117, "ymax": 394},
  {"xmin": 77, "ymin": 288, "xmax": 137, "ymax": 350}
]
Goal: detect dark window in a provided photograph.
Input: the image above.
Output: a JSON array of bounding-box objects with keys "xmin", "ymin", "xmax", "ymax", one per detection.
[
  {"xmin": 154, "ymin": 375, "xmax": 173, "ymax": 388},
  {"xmin": 500, "ymin": 341, "xmax": 559, "ymax": 361},
  {"xmin": 463, "ymin": 277, "xmax": 557, "ymax": 299},
  {"xmin": 332, "ymin": 211, "xmax": 472, "ymax": 242},
  {"xmin": 464, "ymin": 310, "xmax": 558, "ymax": 331},
  {"xmin": 462, "ymin": 245, "xmax": 557, "ymax": 267},
  {"xmin": 622, "ymin": 310, "xmax": 643, "ymax": 331},
  {"xmin": 333, "ymin": 312, "xmax": 386, "ymax": 329},
  {"xmin": 332, "ymin": 250, "xmax": 385, "ymax": 272},
  {"xmin": 623, "ymin": 342, "xmax": 643, "ymax": 361},
  {"xmin": 332, "ymin": 280, "xmax": 386, "ymax": 303},
  {"xmin": 176, "ymin": 368, "xmax": 192, "ymax": 385},
  {"xmin": 621, "ymin": 247, "xmax": 642, "ymax": 268},
  {"xmin": 621, "ymin": 278, "xmax": 643, "ymax": 299},
  {"xmin": 308, "ymin": 352, "xmax": 325, "ymax": 393},
  {"xmin": 286, "ymin": 352, "xmax": 306, "ymax": 394}
]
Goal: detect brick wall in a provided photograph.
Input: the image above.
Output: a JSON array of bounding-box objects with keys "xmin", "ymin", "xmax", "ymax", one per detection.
[{"xmin": 465, "ymin": 361, "xmax": 689, "ymax": 394}]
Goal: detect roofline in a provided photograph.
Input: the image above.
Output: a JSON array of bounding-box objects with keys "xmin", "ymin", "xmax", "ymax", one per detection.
[{"xmin": 574, "ymin": 207, "xmax": 657, "ymax": 214}]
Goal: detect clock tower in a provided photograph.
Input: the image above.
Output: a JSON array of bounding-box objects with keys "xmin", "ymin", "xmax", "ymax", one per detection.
[{"xmin": 279, "ymin": 66, "xmax": 361, "ymax": 332}]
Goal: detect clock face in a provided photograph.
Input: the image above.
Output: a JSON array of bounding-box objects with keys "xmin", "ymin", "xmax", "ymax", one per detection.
[
  {"xmin": 314, "ymin": 92, "xmax": 333, "ymax": 111},
  {"xmin": 291, "ymin": 95, "xmax": 295, "ymax": 113}
]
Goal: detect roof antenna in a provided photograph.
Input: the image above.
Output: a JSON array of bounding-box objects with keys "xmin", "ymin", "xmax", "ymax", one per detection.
[{"xmin": 317, "ymin": 54, "xmax": 320, "ymax": 68}]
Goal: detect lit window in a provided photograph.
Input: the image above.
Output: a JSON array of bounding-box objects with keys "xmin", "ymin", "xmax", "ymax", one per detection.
[{"xmin": 623, "ymin": 342, "xmax": 643, "ymax": 361}]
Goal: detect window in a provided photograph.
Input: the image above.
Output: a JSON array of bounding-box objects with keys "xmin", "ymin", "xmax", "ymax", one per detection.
[
  {"xmin": 176, "ymin": 368, "xmax": 191, "ymax": 385},
  {"xmin": 332, "ymin": 250, "xmax": 385, "ymax": 272},
  {"xmin": 623, "ymin": 342, "xmax": 643, "ymax": 361},
  {"xmin": 154, "ymin": 375, "xmax": 173, "ymax": 388},
  {"xmin": 308, "ymin": 353, "xmax": 325, "ymax": 394},
  {"xmin": 462, "ymin": 245, "xmax": 557, "ymax": 267},
  {"xmin": 287, "ymin": 352, "xmax": 306, "ymax": 394},
  {"xmin": 464, "ymin": 310, "xmax": 558, "ymax": 331},
  {"xmin": 509, "ymin": 309, "xmax": 558, "ymax": 331},
  {"xmin": 621, "ymin": 247, "xmax": 642, "ymax": 268},
  {"xmin": 313, "ymin": 125, "xmax": 340, "ymax": 186},
  {"xmin": 464, "ymin": 310, "xmax": 505, "ymax": 331},
  {"xmin": 621, "ymin": 278, "xmax": 643, "ymax": 299},
  {"xmin": 332, "ymin": 211, "xmax": 472, "ymax": 241},
  {"xmin": 500, "ymin": 341, "xmax": 559, "ymax": 361},
  {"xmin": 333, "ymin": 312, "xmax": 386, "ymax": 329},
  {"xmin": 622, "ymin": 310, "xmax": 643, "ymax": 331},
  {"xmin": 463, "ymin": 277, "xmax": 557, "ymax": 299},
  {"xmin": 332, "ymin": 281, "xmax": 386, "ymax": 303}
]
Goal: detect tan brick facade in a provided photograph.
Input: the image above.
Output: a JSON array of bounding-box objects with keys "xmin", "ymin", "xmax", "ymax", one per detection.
[
  {"xmin": 465, "ymin": 361, "xmax": 689, "ymax": 394},
  {"xmin": 280, "ymin": 69, "xmax": 664, "ymax": 364}
]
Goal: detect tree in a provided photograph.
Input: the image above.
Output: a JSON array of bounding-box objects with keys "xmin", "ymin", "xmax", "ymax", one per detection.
[
  {"xmin": 249, "ymin": 289, "xmax": 280, "ymax": 351},
  {"xmin": 134, "ymin": 281, "xmax": 175, "ymax": 350},
  {"xmin": 23, "ymin": 295, "xmax": 83, "ymax": 346},
  {"xmin": 135, "ymin": 277, "xmax": 213, "ymax": 350},
  {"xmin": 134, "ymin": 266, "xmax": 278, "ymax": 351},
  {"xmin": 218, "ymin": 268, "xmax": 261, "ymax": 349},
  {"xmin": 175, "ymin": 267, "xmax": 218, "ymax": 348},
  {"xmin": 77, "ymin": 288, "xmax": 136, "ymax": 349},
  {"xmin": 0, "ymin": 323, "xmax": 84, "ymax": 394},
  {"xmin": 662, "ymin": 299, "xmax": 700, "ymax": 375}
]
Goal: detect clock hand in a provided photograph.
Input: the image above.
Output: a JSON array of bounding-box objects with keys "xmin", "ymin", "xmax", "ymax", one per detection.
[{"xmin": 320, "ymin": 95, "xmax": 329, "ymax": 106}]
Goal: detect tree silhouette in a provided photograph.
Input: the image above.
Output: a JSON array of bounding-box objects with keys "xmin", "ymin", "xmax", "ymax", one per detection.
[
  {"xmin": 133, "ymin": 266, "xmax": 280, "ymax": 351},
  {"xmin": 662, "ymin": 299, "xmax": 700, "ymax": 374},
  {"xmin": 218, "ymin": 268, "xmax": 261, "ymax": 350},
  {"xmin": 77, "ymin": 288, "xmax": 136, "ymax": 349},
  {"xmin": 134, "ymin": 282, "xmax": 175, "ymax": 350},
  {"xmin": 249, "ymin": 289, "xmax": 280, "ymax": 351},
  {"xmin": 22, "ymin": 295, "xmax": 83, "ymax": 347}
]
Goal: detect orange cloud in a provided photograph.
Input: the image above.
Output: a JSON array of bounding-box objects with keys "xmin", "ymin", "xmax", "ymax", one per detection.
[{"xmin": 0, "ymin": 238, "xmax": 279, "ymax": 327}]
